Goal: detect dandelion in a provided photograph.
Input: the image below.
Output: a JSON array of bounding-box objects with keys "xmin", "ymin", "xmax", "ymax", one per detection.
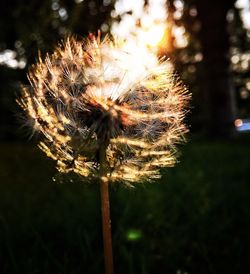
[
  {"xmin": 18, "ymin": 35, "xmax": 189, "ymax": 184},
  {"xmin": 18, "ymin": 34, "xmax": 189, "ymax": 274}
]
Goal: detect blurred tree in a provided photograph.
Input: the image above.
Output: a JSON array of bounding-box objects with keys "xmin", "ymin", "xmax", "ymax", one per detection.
[
  {"xmin": 195, "ymin": 0, "xmax": 237, "ymax": 137},
  {"xmin": 0, "ymin": 0, "xmax": 113, "ymax": 63},
  {"xmin": 228, "ymin": 5, "xmax": 250, "ymax": 120},
  {"xmin": 164, "ymin": 0, "xmax": 239, "ymax": 137}
]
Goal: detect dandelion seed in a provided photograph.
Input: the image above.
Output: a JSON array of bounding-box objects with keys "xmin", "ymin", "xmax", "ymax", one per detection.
[{"xmin": 18, "ymin": 35, "xmax": 189, "ymax": 184}]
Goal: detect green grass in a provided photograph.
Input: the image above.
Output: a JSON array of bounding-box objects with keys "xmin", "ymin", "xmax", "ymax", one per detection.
[{"xmin": 0, "ymin": 139, "xmax": 250, "ymax": 274}]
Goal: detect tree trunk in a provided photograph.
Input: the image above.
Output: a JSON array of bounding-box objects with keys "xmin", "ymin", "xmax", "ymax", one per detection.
[{"xmin": 196, "ymin": 0, "xmax": 237, "ymax": 137}]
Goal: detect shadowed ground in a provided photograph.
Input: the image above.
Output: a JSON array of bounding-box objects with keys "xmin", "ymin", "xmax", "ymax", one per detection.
[{"xmin": 0, "ymin": 137, "xmax": 250, "ymax": 274}]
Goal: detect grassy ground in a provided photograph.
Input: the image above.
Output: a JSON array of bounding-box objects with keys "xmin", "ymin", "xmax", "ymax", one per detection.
[{"xmin": 0, "ymin": 138, "xmax": 250, "ymax": 274}]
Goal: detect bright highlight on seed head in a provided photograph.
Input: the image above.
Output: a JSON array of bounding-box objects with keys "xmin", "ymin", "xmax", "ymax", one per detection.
[{"xmin": 18, "ymin": 35, "xmax": 190, "ymax": 185}]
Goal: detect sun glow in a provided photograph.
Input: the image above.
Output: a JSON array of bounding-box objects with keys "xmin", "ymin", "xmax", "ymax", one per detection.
[
  {"xmin": 111, "ymin": 0, "xmax": 167, "ymax": 54},
  {"xmin": 139, "ymin": 24, "xmax": 165, "ymax": 48}
]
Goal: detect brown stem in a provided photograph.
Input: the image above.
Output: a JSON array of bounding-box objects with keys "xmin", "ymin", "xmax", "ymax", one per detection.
[{"xmin": 99, "ymin": 144, "xmax": 114, "ymax": 274}]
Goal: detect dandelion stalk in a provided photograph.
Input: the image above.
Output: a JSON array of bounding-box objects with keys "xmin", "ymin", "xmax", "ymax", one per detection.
[
  {"xmin": 17, "ymin": 34, "xmax": 190, "ymax": 274},
  {"xmin": 99, "ymin": 140, "xmax": 114, "ymax": 274},
  {"xmin": 100, "ymin": 178, "xmax": 114, "ymax": 274}
]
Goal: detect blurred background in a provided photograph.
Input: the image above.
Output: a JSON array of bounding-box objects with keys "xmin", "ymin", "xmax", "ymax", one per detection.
[{"xmin": 0, "ymin": 0, "xmax": 250, "ymax": 273}]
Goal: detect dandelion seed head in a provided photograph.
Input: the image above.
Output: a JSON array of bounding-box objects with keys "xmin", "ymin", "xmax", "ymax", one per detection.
[{"xmin": 18, "ymin": 35, "xmax": 190, "ymax": 184}]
